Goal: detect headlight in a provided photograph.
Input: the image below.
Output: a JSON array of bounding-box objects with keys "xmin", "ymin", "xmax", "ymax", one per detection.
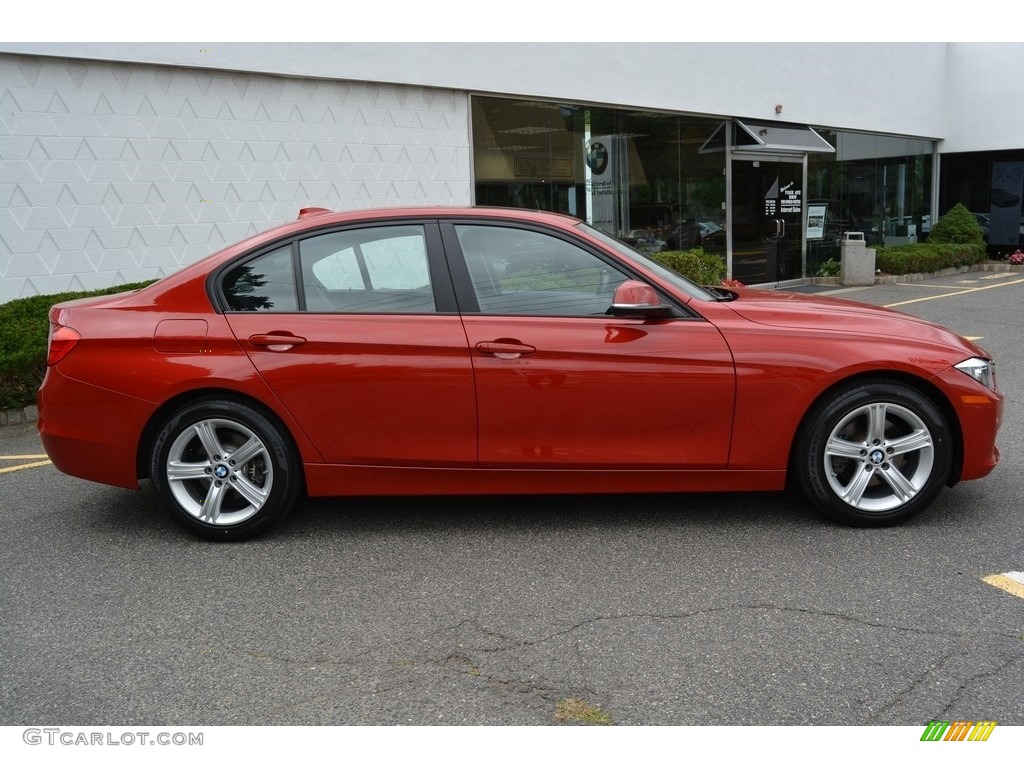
[{"xmin": 955, "ymin": 357, "xmax": 996, "ymax": 390}]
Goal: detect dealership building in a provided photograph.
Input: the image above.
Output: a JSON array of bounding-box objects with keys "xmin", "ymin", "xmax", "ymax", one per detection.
[{"xmin": 1, "ymin": 42, "xmax": 1023, "ymax": 303}]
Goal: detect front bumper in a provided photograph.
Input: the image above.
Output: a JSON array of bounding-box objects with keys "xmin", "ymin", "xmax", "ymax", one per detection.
[{"xmin": 931, "ymin": 366, "xmax": 1004, "ymax": 483}]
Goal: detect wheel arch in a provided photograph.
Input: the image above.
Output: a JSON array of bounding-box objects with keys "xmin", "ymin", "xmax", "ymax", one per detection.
[
  {"xmin": 786, "ymin": 370, "xmax": 964, "ymax": 488},
  {"xmin": 136, "ymin": 388, "xmax": 308, "ymax": 488}
]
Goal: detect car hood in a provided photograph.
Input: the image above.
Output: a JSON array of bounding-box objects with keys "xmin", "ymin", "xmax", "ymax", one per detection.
[{"xmin": 722, "ymin": 288, "xmax": 990, "ymax": 357}]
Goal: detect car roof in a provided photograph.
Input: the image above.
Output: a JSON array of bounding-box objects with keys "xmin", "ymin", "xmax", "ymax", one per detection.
[
  {"xmin": 286, "ymin": 205, "xmax": 582, "ymax": 229},
  {"xmin": 148, "ymin": 206, "xmax": 590, "ymax": 295}
]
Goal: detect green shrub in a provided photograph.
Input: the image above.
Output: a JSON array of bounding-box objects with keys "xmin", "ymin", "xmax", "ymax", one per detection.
[
  {"xmin": 816, "ymin": 258, "xmax": 841, "ymax": 277},
  {"xmin": 928, "ymin": 202, "xmax": 985, "ymax": 245},
  {"xmin": 875, "ymin": 242, "xmax": 986, "ymax": 275},
  {"xmin": 650, "ymin": 248, "xmax": 727, "ymax": 285},
  {"xmin": 0, "ymin": 281, "xmax": 156, "ymax": 411}
]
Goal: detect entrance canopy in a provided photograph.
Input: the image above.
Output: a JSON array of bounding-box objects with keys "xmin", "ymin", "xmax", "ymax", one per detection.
[{"xmin": 700, "ymin": 120, "xmax": 835, "ymax": 155}]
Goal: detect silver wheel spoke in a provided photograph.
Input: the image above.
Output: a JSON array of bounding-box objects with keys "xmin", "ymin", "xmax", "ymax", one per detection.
[
  {"xmin": 877, "ymin": 464, "xmax": 918, "ymax": 502},
  {"xmin": 193, "ymin": 420, "xmax": 225, "ymax": 460},
  {"xmin": 232, "ymin": 474, "xmax": 269, "ymax": 509},
  {"xmin": 825, "ymin": 436, "xmax": 865, "ymax": 459},
  {"xmin": 166, "ymin": 460, "xmax": 211, "ymax": 482},
  {"xmin": 866, "ymin": 403, "xmax": 888, "ymax": 445},
  {"xmin": 840, "ymin": 465, "xmax": 875, "ymax": 506},
  {"xmin": 228, "ymin": 436, "xmax": 265, "ymax": 467},
  {"xmin": 887, "ymin": 429, "xmax": 932, "ymax": 456},
  {"xmin": 198, "ymin": 481, "xmax": 228, "ymax": 523}
]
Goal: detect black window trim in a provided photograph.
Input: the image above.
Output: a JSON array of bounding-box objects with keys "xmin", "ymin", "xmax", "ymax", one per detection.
[{"xmin": 208, "ymin": 218, "xmax": 459, "ymax": 315}]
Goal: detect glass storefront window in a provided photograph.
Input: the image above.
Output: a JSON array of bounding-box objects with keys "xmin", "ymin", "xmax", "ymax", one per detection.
[
  {"xmin": 472, "ymin": 95, "xmax": 937, "ymax": 282},
  {"xmin": 941, "ymin": 150, "xmax": 1024, "ymax": 253},
  {"xmin": 806, "ymin": 130, "xmax": 934, "ymax": 273},
  {"xmin": 471, "ymin": 96, "xmax": 725, "ymax": 253}
]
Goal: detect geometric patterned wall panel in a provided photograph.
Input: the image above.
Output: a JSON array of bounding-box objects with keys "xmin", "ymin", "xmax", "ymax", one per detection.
[{"xmin": 0, "ymin": 53, "xmax": 471, "ymax": 303}]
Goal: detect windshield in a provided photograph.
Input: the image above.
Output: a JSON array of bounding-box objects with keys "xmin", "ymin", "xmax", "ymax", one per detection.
[{"xmin": 576, "ymin": 223, "xmax": 718, "ymax": 302}]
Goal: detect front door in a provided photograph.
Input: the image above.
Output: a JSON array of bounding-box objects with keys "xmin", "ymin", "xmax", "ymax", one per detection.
[
  {"xmin": 731, "ymin": 157, "xmax": 804, "ymax": 284},
  {"xmin": 444, "ymin": 222, "xmax": 736, "ymax": 469}
]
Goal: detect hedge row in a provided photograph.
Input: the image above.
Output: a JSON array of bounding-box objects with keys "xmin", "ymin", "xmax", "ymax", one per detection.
[
  {"xmin": 0, "ymin": 281, "xmax": 155, "ymax": 411},
  {"xmin": 650, "ymin": 248, "xmax": 727, "ymax": 285},
  {"xmin": 874, "ymin": 242, "xmax": 987, "ymax": 275}
]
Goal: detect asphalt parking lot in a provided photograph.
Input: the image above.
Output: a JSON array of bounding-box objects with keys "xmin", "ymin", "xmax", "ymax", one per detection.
[{"xmin": 1, "ymin": 270, "xmax": 1021, "ymax": 727}]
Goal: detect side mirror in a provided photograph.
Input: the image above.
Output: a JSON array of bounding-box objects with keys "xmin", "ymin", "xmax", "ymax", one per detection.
[{"xmin": 609, "ymin": 280, "xmax": 674, "ymax": 318}]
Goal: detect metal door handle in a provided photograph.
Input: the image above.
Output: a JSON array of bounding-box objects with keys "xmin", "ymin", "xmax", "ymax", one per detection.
[
  {"xmin": 476, "ymin": 340, "xmax": 537, "ymax": 359},
  {"xmin": 249, "ymin": 333, "xmax": 307, "ymax": 350}
]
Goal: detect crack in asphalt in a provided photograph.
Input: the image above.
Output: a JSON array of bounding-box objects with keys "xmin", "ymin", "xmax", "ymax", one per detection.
[
  {"xmin": 871, "ymin": 644, "xmax": 963, "ymax": 724},
  {"xmin": 435, "ymin": 604, "xmax": 998, "ymax": 655},
  {"xmin": 934, "ymin": 653, "xmax": 1024, "ymax": 720},
  {"xmin": 141, "ymin": 606, "xmax": 1018, "ymax": 723}
]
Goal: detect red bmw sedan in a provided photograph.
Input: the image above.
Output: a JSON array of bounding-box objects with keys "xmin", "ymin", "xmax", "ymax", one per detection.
[{"xmin": 38, "ymin": 207, "xmax": 1003, "ymax": 540}]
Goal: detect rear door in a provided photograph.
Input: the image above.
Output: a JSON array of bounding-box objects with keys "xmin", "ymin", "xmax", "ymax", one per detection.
[{"xmin": 220, "ymin": 220, "xmax": 477, "ymax": 466}]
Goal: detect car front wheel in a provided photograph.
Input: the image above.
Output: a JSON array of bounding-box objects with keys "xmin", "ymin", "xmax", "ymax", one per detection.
[
  {"xmin": 796, "ymin": 380, "xmax": 953, "ymax": 526},
  {"xmin": 150, "ymin": 400, "xmax": 302, "ymax": 540}
]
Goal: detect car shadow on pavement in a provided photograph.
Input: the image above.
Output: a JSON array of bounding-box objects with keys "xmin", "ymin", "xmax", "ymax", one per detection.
[{"xmin": 279, "ymin": 490, "xmax": 821, "ymax": 539}]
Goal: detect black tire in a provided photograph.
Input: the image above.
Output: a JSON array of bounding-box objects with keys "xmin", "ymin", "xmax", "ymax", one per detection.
[
  {"xmin": 795, "ymin": 380, "xmax": 952, "ymax": 526},
  {"xmin": 149, "ymin": 399, "xmax": 302, "ymax": 541}
]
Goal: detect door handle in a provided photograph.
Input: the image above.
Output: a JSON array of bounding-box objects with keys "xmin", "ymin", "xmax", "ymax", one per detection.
[
  {"xmin": 249, "ymin": 333, "xmax": 307, "ymax": 351},
  {"xmin": 476, "ymin": 340, "xmax": 537, "ymax": 359}
]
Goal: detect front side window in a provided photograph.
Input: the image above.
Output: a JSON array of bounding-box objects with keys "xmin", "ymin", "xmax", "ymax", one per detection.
[
  {"xmin": 456, "ymin": 225, "xmax": 628, "ymax": 316},
  {"xmin": 300, "ymin": 225, "xmax": 435, "ymax": 313}
]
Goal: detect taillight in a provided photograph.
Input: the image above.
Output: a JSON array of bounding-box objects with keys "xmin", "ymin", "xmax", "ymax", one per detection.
[{"xmin": 47, "ymin": 324, "xmax": 81, "ymax": 366}]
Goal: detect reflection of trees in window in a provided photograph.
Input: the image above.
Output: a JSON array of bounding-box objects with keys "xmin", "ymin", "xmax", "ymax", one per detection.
[{"xmin": 225, "ymin": 266, "xmax": 273, "ymax": 311}]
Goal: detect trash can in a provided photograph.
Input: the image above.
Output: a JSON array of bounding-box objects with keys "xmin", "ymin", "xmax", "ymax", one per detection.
[{"xmin": 840, "ymin": 232, "xmax": 875, "ymax": 286}]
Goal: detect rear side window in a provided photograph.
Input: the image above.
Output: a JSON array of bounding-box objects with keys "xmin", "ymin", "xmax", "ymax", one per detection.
[
  {"xmin": 299, "ymin": 225, "xmax": 435, "ymax": 313},
  {"xmin": 222, "ymin": 246, "xmax": 298, "ymax": 312},
  {"xmin": 220, "ymin": 226, "xmax": 436, "ymax": 314}
]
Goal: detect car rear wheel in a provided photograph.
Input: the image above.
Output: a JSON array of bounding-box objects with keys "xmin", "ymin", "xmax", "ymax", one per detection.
[
  {"xmin": 150, "ymin": 400, "xmax": 302, "ymax": 541},
  {"xmin": 795, "ymin": 380, "xmax": 952, "ymax": 526}
]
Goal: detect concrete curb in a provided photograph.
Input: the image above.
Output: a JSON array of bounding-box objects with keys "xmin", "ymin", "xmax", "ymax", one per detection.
[
  {"xmin": 1, "ymin": 404, "xmax": 38, "ymax": 436},
  {"xmin": 807, "ymin": 261, "xmax": 1023, "ymax": 287}
]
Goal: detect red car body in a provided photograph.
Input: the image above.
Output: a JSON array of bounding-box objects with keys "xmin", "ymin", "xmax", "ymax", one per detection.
[{"xmin": 38, "ymin": 207, "xmax": 1003, "ymax": 539}]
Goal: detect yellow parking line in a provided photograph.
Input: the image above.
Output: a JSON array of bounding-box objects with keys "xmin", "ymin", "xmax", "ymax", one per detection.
[
  {"xmin": 0, "ymin": 454, "xmax": 49, "ymax": 460},
  {"xmin": 0, "ymin": 459, "xmax": 52, "ymax": 474},
  {"xmin": 895, "ymin": 283, "xmax": 960, "ymax": 289},
  {"xmin": 982, "ymin": 572, "xmax": 1024, "ymax": 600},
  {"xmin": 885, "ymin": 277, "xmax": 1024, "ymax": 308}
]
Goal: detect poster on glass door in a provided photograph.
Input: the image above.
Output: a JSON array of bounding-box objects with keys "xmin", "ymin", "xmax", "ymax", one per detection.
[
  {"xmin": 989, "ymin": 162, "xmax": 1023, "ymax": 246},
  {"xmin": 585, "ymin": 136, "xmax": 621, "ymax": 234},
  {"xmin": 764, "ymin": 176, "xmax": 802, "ymax": 216}
]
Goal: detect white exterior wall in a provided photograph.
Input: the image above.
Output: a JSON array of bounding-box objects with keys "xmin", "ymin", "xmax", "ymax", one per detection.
[
  {"xmin": 2, "ymin": 42, "xmax": 1023, "ymax": 302},
  {"xmin": 11, "ymin": 41, "xmax": 1019, "ymax": 152},
  {"xmin": 3, "ymin": 42, "xmax": 954, "ymax": 138},
  {"xmin": 944, "ymin": 43, "xmax": 1024, "ymax": 153},
  {"xmin": 0, "ymin": 53, "xmax": 471, "ymax": 303}
]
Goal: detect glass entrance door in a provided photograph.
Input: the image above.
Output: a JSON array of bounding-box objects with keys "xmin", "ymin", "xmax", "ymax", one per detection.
[{"xmin": 731, "ymin": 157, "xmax": 804, "ymax": 284}]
